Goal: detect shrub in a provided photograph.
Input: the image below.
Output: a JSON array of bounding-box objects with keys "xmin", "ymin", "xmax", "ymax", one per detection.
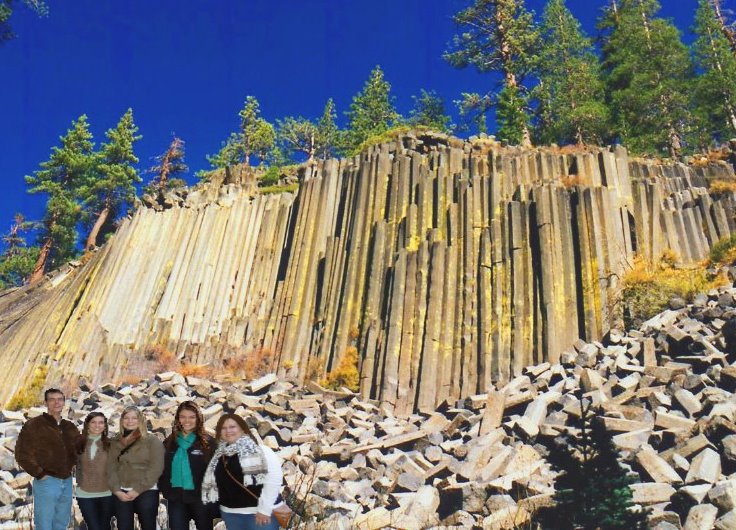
[
  {"xmin": 622, "ymin": 252, "xmax": 712, "ymax": 328},
  {"xmin": 145, "ymin": 344, "xmax": 178, "ymax": 372},
  {"xmin": 322, "ymin": 347, "xmax": 360, "ymax": 392},
  {"xmin": 709, "ymin": 179, "xmax": 736, "ymax": 196},
  {"xmin": 224, "ymin": 347, "xmax": 275, "ymax": 380},
  {"xmin": 259, "ymin": 182, "xmax": 299, "ymax": 195},
  {"xmin": 178, "ymin": 363, "xmax": 212, "ymax": 378},
  {"xmin": 7, "ymin": 366, "xmax": 48, "ymax": 410},
  {"xmin": 559, "ymin": 174, "xmax": 590, "ymax": 189},
  {"xmin": 709, "ymin": 234, "xmax": 736, "ymax": 266}
]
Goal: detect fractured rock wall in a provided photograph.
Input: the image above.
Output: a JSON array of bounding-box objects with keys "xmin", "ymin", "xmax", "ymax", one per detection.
[{"xmin": 0, "ymin": 134, "xmax": 735, "ymax": 412}]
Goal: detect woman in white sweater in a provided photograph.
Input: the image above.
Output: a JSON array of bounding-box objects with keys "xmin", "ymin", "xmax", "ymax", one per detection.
[{"xmin": 201, "ymin": 413, "xmax": 283, "ymax": 530}]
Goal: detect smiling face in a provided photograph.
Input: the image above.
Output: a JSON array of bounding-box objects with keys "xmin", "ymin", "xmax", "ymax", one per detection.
[
  {"xmin": 121, "ymin": 410, "xmax": 140, "ymax": 432},
  {"xmin": 220, "ymin": 418, "xmax": 245, "ymax": 444},
  {"xmin": 87, "ymin": 416, "xmax": 106, "ymax": 436},
  {"xmin": 178, "ymin": 409, "xmax": 198, "ymax": 435},
  {"xmin": 45, "ymin": 392, "xmax": 65, "ymax": 418}
]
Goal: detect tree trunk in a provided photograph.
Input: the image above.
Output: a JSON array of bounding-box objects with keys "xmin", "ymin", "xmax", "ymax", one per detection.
[
  {"xmin": 29, "ymin": 237, "xmax": 53, "ymax": 285},
  {"xmin": 711, "ymin": 0, "xmax": 736, "ymax": 52},
  {"xmin": 86, "ymin": 206, "xmax": 111, "ymax": 250}
]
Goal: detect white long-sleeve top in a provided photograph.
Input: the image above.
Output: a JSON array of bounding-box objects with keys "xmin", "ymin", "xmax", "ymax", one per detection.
[{"xmin": 220, "ymin": 445, "xmax": 283, "ymax": 516}]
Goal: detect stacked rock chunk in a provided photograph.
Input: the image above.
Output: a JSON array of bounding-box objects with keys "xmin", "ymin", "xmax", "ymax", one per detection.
[{"xmin": 6, "ymin": 287, "xmax": 736, "ymax": 528}]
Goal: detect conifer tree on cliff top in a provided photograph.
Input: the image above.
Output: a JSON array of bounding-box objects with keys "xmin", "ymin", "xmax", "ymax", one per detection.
[
  {"xmin": 80, "ymin": 108, "xmax": 142, "ymax": 250},
  {"xmin": 693, "ymin": 0, "xmax": 736, "ymax": 141},
  {"xmin": 444, "ymin": 0, "xmax": 539, "ymax": 146},
  {"xmin": 600, "ymin": 0, "xmax": 696, "ymax": 157},
  {"xmin": 0, "ymin": 0, "xmax": 48, "ymax": 44},
  {"xmin": 145, "ymin": 136, "xmax": 187, "ymax": 201},
  {"xmin": 534, "ymin": 0, "xmax": 609, "ymax": 146},
  {"xmin": 25, "ymin": 115, "xmax": 93, "ymax": 283},
  {"xmin": 344, "ymin": 65, "xmax": 400, "ymax": 154}
]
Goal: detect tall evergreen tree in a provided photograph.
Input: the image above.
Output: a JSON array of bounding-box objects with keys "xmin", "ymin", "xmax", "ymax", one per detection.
[
  {"xmin": 81, "ymin": 108, "xmax": 141, "ymax": 250},
  {"xmin": 276, "ymin": 116, "xmax": 319, "ymax": 162},
  {"xmin": 407, "ymin": 89, "xmax": 453, "ymax": 133},
  {"xmin": 444, "ymin": 0, "xmax": 539, "ymax": 145},
  {"xmin": 344, "ymin": 66, "xmax": 400, "ymax": 154},
  {"xmin": 316, "ymin": 98, "xmax": 340, "ymax": 159},
  {"xmin": 0, "ymin": 214, "xmax": 39, "ymax": 289},
  {"xmin": 709, "ymin": 0, "xmax": 736, "ymax": 52},
  {"xmin": 693, "ymin": 0, "xmax": 736, "ymax": 140},
  {"xmin": 145, "ymin": 136, "xmax": 187, "ymax": 200},
  {"xmin": 600, "ymin": 0, "xmax": 696, "ymax": 157},
  {"xmin": 534, "ymin": 0, "xmax": 609, "ymax": 145},
  {"xmin": 25, "ymin": 115, "xmax": 93, "ymax": 283},
  {"xmin": 206, "ymin": 96, "xmax": 275, "ymax": 171}
]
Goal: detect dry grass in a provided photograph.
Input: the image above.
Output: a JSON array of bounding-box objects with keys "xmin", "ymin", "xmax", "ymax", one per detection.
[
  {"xmin": 559, "ymin": 174, "xmax": 590, "ymax": 189},
  {"xmin": 223, "ymin": 347, "xmax": 275, "ymax": 380},
  {"xmin": 322, "ymin": 347, "xmax": 360, "ymax": 392},
  {"xmin": 709, "ymin": 179, "xmax": 736, "ymax": 196},
  {"xmin": 178, "ymin": 363, "xmax": 213, "ymax": 378}
]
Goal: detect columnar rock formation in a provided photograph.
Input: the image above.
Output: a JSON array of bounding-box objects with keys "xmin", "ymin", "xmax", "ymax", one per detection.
[{"xmin": 0, "ymin": 133, "xmax": 735, "ymax": 411}]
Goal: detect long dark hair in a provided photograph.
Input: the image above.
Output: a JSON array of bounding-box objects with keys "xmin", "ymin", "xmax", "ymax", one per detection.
[
  {"xmin": 165, "ymin": 401, "xmax": 210, "ymax": 451},
  {"xmin": 76, "ymin": 412, "xmax": 110, "ymax": 453},
  {"xmin": 214, "ymin": 413, "xmax": 258, "ymax": 443}
]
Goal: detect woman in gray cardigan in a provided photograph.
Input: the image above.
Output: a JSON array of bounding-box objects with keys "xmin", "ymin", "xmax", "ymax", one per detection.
[{"xmin": 107, "ymin": 406, "xmax": 164, "ymax": 530}]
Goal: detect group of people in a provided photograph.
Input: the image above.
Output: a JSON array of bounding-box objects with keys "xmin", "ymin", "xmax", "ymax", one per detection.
[{"xmin": 15, "ymin": 388, "xmax": 286, "ymax": 530}]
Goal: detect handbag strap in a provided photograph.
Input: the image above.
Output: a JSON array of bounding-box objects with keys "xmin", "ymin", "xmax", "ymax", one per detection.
[{"xmin": 221, "ymin": 455, "xmax": 260, "ymax": 502}]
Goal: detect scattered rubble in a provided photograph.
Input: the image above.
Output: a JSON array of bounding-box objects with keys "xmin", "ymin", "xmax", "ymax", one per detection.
[{"xmin": 7, "ymin": 286, "xmax": 736, "ymax": 528}]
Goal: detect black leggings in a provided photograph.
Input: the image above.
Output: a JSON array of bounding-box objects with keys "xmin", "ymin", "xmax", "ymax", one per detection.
[{"xmin": 113, "ymin": 489, "xmax": 159, "ymax": 530}]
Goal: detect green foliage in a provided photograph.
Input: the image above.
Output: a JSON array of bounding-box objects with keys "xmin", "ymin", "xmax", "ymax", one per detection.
[
  {"xmin": 0, "ymin": 214, "xmax": 39, "ymax": 289},
  {"xmin": 534, "ymin": 0, "xmax": 609, "ymax": 145},
  {"xmin": 317, "ymin": 98, "xmax": 341, "ymax": 159},
  {"xmin": 144, "ymin": 136, "xmax": 187, "ymax": 197},
  {"xmin": 455, "ymin": 92, "xmax": 492, "ymax": 133},
  {"xmin": 258, "ymin": 182, "xmax": 299, "ymax": 195},
  {"xmin": 538, "ymin": 399, "xmax": 647, "ymax": 530},
  {"xmin": 0, "ymin": 0, "xmax": 48, "ymax": 44},
  {"xmin": 407, "ymin": 89, "xmax": 453, "ymax": 133},
  {"xmin": 709, "ymin": 233, "xmax": 736, "ymax": 265},
  {"xmin": 276, "ymin": 116, "xmax": 319, "ymax": 161},
  {"xmin": 600, "ymin": 0, "xmax": 697, "ymax": 156},
  {"xmin": 25, "ymin": 115, "xmax": 94, "ymax": 269},
  {"xmin": 206, "ymin": 96, "xmax": 275, "ymax": 171},
  {"xmin": 79, "ymin": 108, "xmax": 142, "ymax": 247},
  {"xmin": 344, "ymin": 66, "xmax": 401, "ymax": 154},
  {"xmin": 692, "ymin": 0, "xmax": 736, "ymax": 142},
  {"xmin": 444, "ymin": 0, "xmax": 539, "ymax": 139},
  {"xmin": 496, "ymin": 84, "xmax": 530, "ymax": 145}
]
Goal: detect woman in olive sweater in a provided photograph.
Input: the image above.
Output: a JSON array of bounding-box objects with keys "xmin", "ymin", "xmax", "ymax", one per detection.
[
  {"xmin": 159, "ymin": 401, "xmax": 216, "ymax": 530},
  {"xmin": 76, "ymin": 412, "xmax": 113, "ymax": 530},
  {"xmin": 107, "ymin": 406, "xmax": 165, "ymax": 530}
]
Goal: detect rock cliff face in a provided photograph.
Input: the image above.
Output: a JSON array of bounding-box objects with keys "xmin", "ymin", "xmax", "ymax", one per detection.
[{"xmin": 0, "ymin": 133, "xmax": 735, "ymax": 411}]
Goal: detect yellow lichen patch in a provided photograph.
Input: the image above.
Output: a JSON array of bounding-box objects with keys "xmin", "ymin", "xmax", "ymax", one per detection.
[
  {"xmin": 709, "ymin": 179, "xmax": 736, "ymax": 196},
  {"xmin": 7, "ymin": 365, "xmax": 48, "ymax": 411}
]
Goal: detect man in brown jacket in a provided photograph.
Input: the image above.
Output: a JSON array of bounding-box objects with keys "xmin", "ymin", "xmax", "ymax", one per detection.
[{"xmin": 15, "ymin": 388, "xmax": 80, "ymax": 530}]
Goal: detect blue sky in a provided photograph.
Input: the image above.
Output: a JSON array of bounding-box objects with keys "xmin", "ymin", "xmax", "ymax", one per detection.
[{"xmin": 0, "ymin": 0, "xmax": 700, "ymax": 233}]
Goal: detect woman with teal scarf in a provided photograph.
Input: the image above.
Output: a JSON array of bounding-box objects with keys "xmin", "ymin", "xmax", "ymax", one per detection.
[{"xmin": 159, "ymin": 401, "xmax": 216, "ymax": 530}]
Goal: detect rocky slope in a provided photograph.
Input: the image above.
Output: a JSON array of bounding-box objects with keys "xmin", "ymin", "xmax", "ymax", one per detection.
[
  {"xmin": 6, "ymin": 284, "xmax": 736, "ymax": 528},
  {"xmin": 1, "ymin": 133, "xmax": 736, "ymax": 411}
]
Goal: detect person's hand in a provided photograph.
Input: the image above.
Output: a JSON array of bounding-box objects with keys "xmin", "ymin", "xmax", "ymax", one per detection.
[
  {"xmin": 255, "ymin": 513, "xmax": 271, "ymax": 526},
  {"xmin": 114, "ymin": 490, "xmax": 131, "ymax": 501},
  {"xmin": 126, "ymin": 489, "xmax": 140, "ymax": 500}
]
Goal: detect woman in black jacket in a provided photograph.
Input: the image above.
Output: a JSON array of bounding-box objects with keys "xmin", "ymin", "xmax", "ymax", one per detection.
[{"xmin": 159, "ymin": 401, "xmax": 216, "ymax": 530}]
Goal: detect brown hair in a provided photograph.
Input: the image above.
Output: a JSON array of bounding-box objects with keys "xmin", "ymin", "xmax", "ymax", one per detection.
[
  {"xmin": 214, "ymin": 413, "xmax": 258, "ymax": 443},
  {"xmin": 77, "ymin": 412, "xmax": 111, "ymax": 453},
  {"xmin": 165, "ymin": 401, "xmax": 210, "ymax": 451}
]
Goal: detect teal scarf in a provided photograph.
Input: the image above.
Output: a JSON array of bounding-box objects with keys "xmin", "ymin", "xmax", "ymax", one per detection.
[{"xmin": 171, "ymin": 432, "xmax": 195, "ymax": 490}]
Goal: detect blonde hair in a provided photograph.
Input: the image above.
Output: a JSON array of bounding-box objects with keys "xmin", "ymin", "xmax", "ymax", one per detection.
[{"xmin": 119, "ymin": 405, "xmax": 148, "ymax": 438}]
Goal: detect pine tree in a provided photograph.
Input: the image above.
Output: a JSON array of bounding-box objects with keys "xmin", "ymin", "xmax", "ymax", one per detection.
[
  {"xmin": 25, "ymin": 115, "xmax": 93, "ymax": 283},
  {"xmin": 316, "ymin": 98, "xmax": 340, "ymax": 159},
  {"xmin": 206, "ymin": 96, "xmax": 275, "ymax": 171},
  {"xmin": 80, "ymin": 109, "xmax": 141, "ymax": 250},
  {"xmin": 534, "ymin": 0, "xmax": 609, "ymax": 146},
  {"xmin": 0, "ymin": 214, "xmax": 39, "ymax": 289},
  {"xmin": 444, "ymin": 0, "xmax": 539, "ymax": 145},
  {"xmin": 344, "ymin": 65, "xmax": 400, "ymax": 154},
  {"xmin": 709, "ymin": 0, "xmax": 736, "ymax": 53},
  {"xmin": 600, "ymin": 0, "xmax": 696, "ymax": 157},
  {"xmin": 407, "ymin": 89, "xmax": 453, "ymax": 133},
  {"xmin": 276, "ymin": 117, "xmax": 319, "ymax": 162},
  {"xmin": 145, "ymin": 136, "xmax": 187, "ymax": 200},
  {"xmin": 693, "ymin": 0, "xmax": 736, "ymax": 141},
  {"xmin": 0, "ymin": 0, "xmax": 47, "ymax": 44},
  {"xmin": 538, "ymin": 398, "xmax": 648, "ymax": 529}
]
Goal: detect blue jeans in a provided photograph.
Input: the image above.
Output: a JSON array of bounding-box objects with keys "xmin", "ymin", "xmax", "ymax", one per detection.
[
  {"xmin": 77, "ymin": 495, "xmax": 114, "ymax": 530},
  {"xmin": 220, "ymin": 511, "xmax": 280, "ymax": 530},
  {"xmin": 33, "ymin": 476, "xmax": 73, "ymax": 530},
  {"xmin": 113, "ymin": 489, "xmax": 160, "ymax": 530}
]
